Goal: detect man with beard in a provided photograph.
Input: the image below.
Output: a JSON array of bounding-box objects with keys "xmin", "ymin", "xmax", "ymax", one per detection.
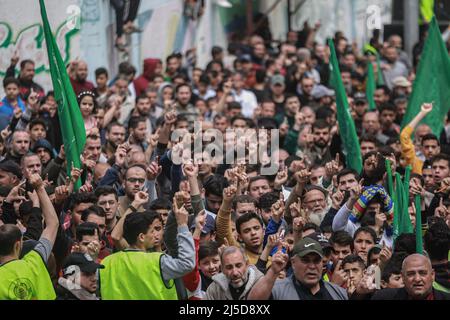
[
  {"xmin": 174, "ymin": 83, "xmax": 198, "ymax": 130},
  {"xmin": 32, "ymin": 139, "xmax": 54, "ymax": 169},
  {"xmin": 352, "ymin": 92, "xmax": 368, "ymax": 133},
  {"xmin": 302, "ymin": 185, "xmax": 329, "ymax": 227},
  {"xmin": 310, "ymin": 120, "xmax": 332, "ymax": 165},
  {"xmin": 205, "ymin": 246, "xmax": 264, "ymax": 300},
  {"xmin": 103, "ymin": 122, "xmax": 126, "ymax": 159},
  {"xmin": 5, "ymin": 56, "xmax": 45, "ymax": 99},
  {"xmin": 69, "ymin": 60, "xmax": 95, "ymax": 96},
  {"xmin": 56, "ymin": 252, "xmax": 104, "ymax": 300},
  {"xmin": 4, "ymin": 130, "xmax": 30, "ymax": 165},
  {"xmin": 379, "ymin": 103, "xmax": 399, "ymax": 138},
  {"xmin": 127, "ymin": 116, "xmax": 148, "ymax": 151},
  {"xmin": 380, "ymin": 46, "xmax": 408, "ymax": 90},
  {"xmin": 297, "ymin": 76, "xmax": 315, "ymax": 107},
  {"xmin": 128, "ymin": 94, "xmax": 154, "ymax": 135},
  {"xmin": 118, "ymin": 164, "xmax": 149, "ymax": 217},
  {"xmin": 321, "ymin": 169, "xmax": 359, "ymax": 229}
]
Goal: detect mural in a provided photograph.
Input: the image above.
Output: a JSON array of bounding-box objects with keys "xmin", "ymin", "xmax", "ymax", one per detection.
[{"xmin": 0, "ymin": 21, "xmax": 79, "ymax": 77}]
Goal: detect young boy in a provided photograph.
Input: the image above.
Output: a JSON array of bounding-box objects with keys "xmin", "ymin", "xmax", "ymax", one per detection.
[{"xmin": 0, "ymin": 77, "xmax": 26, "ymax": 126}]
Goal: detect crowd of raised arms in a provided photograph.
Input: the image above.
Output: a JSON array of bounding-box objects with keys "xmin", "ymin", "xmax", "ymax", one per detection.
[{"xmin": 0, "ymin": 18, "xmax": 449, "ymax": 300}]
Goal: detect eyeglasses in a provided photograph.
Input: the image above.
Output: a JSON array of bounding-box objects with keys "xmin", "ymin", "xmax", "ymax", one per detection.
[{"xmin": 127, "ymin": 178, "xmax": 145, "ymax": 184}]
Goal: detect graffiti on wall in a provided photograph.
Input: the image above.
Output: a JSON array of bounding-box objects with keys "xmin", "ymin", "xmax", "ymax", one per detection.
[{"xmin": 0, "ymin": 21, "xmax": 79, "ymax": 78}]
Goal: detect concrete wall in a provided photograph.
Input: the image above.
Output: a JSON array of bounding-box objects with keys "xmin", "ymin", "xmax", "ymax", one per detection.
[{"xmin": 0, "ymin": 0, "xmax": 81, "ymax": 95}]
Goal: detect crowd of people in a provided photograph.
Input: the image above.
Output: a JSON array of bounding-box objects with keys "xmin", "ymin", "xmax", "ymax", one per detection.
[{"xmin": 0, "ymin": 19, "xmax": 449, "ymax": 301}]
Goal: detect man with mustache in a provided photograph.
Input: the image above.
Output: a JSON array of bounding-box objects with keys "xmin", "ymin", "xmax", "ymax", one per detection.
[
  {"xmin": 248, "ymin": 238, "xmax": 348, "ymax": 300},
  {"xmin": 371, "ymin": 254, "xmax": 450, "ymax": 300},
  {"xmin": 310, "ymin": 120, "xmax": 332, "ymax": 165},
  {"xmin": 205, "ymin": 246, "xmax": 263, "ymax": 300}
]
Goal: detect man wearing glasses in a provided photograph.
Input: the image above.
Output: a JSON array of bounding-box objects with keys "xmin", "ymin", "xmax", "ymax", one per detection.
[{"xmin": 118, "ymin": 164, "xmax": 149, "ymax": 217}]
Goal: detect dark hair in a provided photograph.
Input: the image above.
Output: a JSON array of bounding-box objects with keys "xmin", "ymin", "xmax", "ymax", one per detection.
[
  {"xmin": 342, "ymin": 254, "xmax": 366, "ymax": 270},
  {"xmin": 228, "ymin": 102, "xmax": 243, "ymax": 112},
  {"xmin": 135, "ymin": 93, "xmax": 150, "ymax": 105},
  {"xmin": 95, "ymin": 185, "xmax": 118, "ymax": 200},
  {"xmin": 0, "ymin": 225, "xmax": 22, "ymax": 256},
  {"xmin": 430, "ymin": 153, "xmax": 450, "ymax": 167},
  {"xmin": 76, "ymin": 222, "xmax": 100, "ymax": 242},
  {"xmin": 255, "ymin": 69, "xmax": 266, "ymax": 83},
  {"xmin": 379, "ymin": 102, "xmax": 396, "ymax": 114},
  {"xmin": 29, "ymin": 118, "xmax": 47, "ymax": 131},
  {"xmin": 198, "ymin": 241, "xmax": 220, "ymax": 261},
  {"xmin": 20, "ymin": 59, "xmax": 35, "ymax": 70},
  {"xmin": 204, "ymin": 174, "xmax": 229, "ymax": 198},
  {"xmin": 376, "ymin": 85, "xmax": 391, "ymax": 96},
  {"xmin": 312, "ymin": 119, "xmax": 330, "ymax": 131},
  {"xmin": 316, "ymin": 106, "xmax": 335, "ymax": 121},
  {"xmin": 302, "ymin": 223, "xmax": 320, "ymax": 233},
  {"xmin": 77, "ymin": 91, "xmax": 97, "ymax": 113},
  {"xmin": 176, "ymin": 114, "xmax": 189, "ymax": 124},
  {"xmin": 81, "ymin": 205, "xmax": 106, "ymax": 222},
  {"xmin": 424, "ymin": 219, "xmax": 450, "ymax": 261},
  {"xmin": 381, "ymin": 257, "xmax": 402, "ymax": 282},
  {"xmin": 257, "ymin": 192, "xmax": 279, "ymax": 211},
  {"xmin": 95, "ymin": 67, "xmax": 109, "ymax": 78},
  {"xmin": 354, "ymin": 226, "xmax": 377, "ymax": 243},
  {"xmin": 248, "ymin": 176, "xmax": 270, "ymax": 190},
  {"xmin": 232, "ymin": 195, "xmax": 258, "ymax": 211},
  {"xmin": 128, "ymin": 116, "xmax": 146, "ymax": 130},
  {"xmin": 123, "ymin": 211, "xmax": 162, "ymax": 245},
  {"xmin": 393, "ymin": 233, "xmax": 416, "ymax": 255},
  {"xmin": 359, "ymin": 134, "xmax": 378, "ymax": 146},
  {"xmin": 149, "ymin": 198, "xmax": 172, "ymax": 211},
  {"xmin": 67, "ymin": 192, "xmax": 97, "ymax": 212},
  {"xmin": 330, "ymin": 230, "xmax": 354, "ymax": 249},
  {"xmin": 235, "ymin": 212, "xmax": 263, "ymax": 234},
  {"xmin": 106, "ymin": 122, "xmax": 124, "ymax": 133},
  {"xmin": 3, "ymin": 77, "xmax": 20, "ymax": 88},
  {"xmin": 421, "ymin": 133, "xmax": 440, "ymax": 146},
  {"xmin": 175, "ymin": 83, "xmax": 191, "ymax": 94},
  {"xmin": 199, "ymin": 74, "xmax": 210, "ymax": 85},
  {"xmin": 336, "ymin": 169, "xmax": 360, "ymax": 184}
]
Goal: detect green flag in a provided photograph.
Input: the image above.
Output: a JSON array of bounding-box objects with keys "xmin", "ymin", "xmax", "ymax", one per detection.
[
  {"xmin": 366, "ymin": 61, "xmax": 377, "ymax": 111},
  {"xmin": 328, "ymin": 39, "xmax": 362, "ymax": 173},
  {"xmin": 39, "ymin": 0, "xmax": 86, "ymax": 190},
  {"xmin": 375, "ymin": 54, "xmax": 385, "ymax": 86},
  {"xmin": 401, "ymin": 17, "xmax": 450, "ymax": 137},
  {"xmin": 415, "ymin": 195, "xmax": 423, "ymax": 254}
]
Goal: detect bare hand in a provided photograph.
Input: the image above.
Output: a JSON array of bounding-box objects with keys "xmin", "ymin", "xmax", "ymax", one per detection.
[
  {"xmin": 172, "ymin": 197, "xmax": 189, "ymax": 226},
  {"xmin": 132, "ymin": 191, "xmax": 149, "ymax": 209}
]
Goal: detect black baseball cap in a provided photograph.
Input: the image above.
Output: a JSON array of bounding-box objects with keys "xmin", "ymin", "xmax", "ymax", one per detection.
[
  {"xmin": 63, "ymin": 253, "xmax": 104, "ymax": 276},
  {"xmin": 0, "ymin": 160, "xmax": 22, "ymax": 180},
  {"xmin": 292, "ymin": 237, "xmax": 324, "ymax": 258},
  {"xmin": 354, "ymin": 92, "xmax": 367, "ymax": 103},
  {"xmin": 305, "ymin": 232, "xmax": 332, "ymax": 250}
]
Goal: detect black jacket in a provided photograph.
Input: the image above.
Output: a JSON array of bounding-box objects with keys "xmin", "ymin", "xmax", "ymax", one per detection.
[
  {"xmin": 371, "ymin": 287, "xmax": 450, "ymax": 300},
  {"xmin": 55, "ymin": 284, "xmax": 80, "ymax": 300}
]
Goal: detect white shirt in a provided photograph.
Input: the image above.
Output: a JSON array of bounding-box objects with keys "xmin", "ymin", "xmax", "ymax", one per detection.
[{"xmin": 232, "ymin": 89, "xmax": 258, "ymax": 118}]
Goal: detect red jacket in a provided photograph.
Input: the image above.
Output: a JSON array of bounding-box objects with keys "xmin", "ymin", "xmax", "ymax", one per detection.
[{"xmin": 133, "ymin": 58, "xmax": 162, "ymax": 96}]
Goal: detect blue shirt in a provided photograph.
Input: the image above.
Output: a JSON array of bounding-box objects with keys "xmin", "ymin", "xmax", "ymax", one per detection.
[{"xmin": 0, "ymin": 96, "xmax": 26, "ymax": 119}]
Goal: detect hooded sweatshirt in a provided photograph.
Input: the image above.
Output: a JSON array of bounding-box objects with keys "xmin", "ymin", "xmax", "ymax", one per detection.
[
  {"xmin": 133, "ymin": 58, "xmax": 162, "ymax": 96},
  {"xmin": 205, "ymin": 265, "xmax": 263, "ymax": 300}
]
